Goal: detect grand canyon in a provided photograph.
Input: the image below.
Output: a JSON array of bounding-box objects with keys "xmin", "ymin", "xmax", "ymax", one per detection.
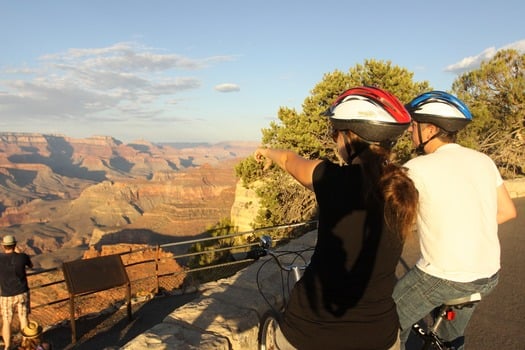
[{"xmin": 0, "ymin": 132, "xmax": 259, "ymax": 269}]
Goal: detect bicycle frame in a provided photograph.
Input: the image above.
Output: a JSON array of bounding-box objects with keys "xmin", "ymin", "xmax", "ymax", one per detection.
[
  {"xmin": 253, "ymin": 235, "xmax": 312, "ymax": 350},
  {"xmin": 412, "ymin": 293, "xmax": 481, "ymax": 350}
]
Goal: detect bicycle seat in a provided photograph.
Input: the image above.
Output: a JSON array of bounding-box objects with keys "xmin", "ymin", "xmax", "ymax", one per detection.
[{"xmin": 443, "ymin": 292, "xmax": 482, "ymax": 309}]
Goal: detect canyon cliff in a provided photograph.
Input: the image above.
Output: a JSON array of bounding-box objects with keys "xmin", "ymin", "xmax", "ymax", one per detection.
[{"xmin": 0, "ymin": 132, "xmax": 259, "ymax": 268}]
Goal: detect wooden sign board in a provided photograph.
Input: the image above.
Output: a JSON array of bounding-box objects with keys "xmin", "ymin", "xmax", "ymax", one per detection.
[{"xmin": 62, "ymin": 254, "xmax": 129, "ymax": 295}]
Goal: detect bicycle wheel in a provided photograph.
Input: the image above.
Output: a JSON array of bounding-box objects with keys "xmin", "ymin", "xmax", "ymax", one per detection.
[{"xmin": 259, "ymin": 310, "xmax": 281, "ymax": 350}]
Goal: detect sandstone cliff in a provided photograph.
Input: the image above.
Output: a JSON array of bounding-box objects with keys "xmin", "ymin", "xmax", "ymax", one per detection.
[{"xmin": 229, "ymin": 181, "xmax": 262, "ymax": 232}]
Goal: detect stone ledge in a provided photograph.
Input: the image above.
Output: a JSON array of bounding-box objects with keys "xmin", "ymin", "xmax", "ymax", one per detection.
[
  {"xmin": 119, "ymin": 322, "xmax": 230, "ymax": 350},
  {"xmin": 505, "ymin": 178, "xmax": 525, "ymax": 199},
  {"xmin": 120, "ymin": 231, "xmax": 317, "ymax": 350}
]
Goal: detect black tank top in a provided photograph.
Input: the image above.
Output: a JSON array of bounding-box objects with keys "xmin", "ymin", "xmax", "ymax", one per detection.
[{"xmin": 280, "ymin": 160, "xmax": 402, "ymax": 350}]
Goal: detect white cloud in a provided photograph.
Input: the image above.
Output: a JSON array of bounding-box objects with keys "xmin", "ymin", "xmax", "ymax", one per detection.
[
  {"xmin": 0, "ymin": 42, "xmax": 234, "ymax": 127},
  {"xmin": 214, "ymin": 83, "xmax": 240, "ymax": 92},
  {"xmin": 445, "ymin": 39, "xmax": 525, "ymax": 74},
  {"xmin": 42, "ymin": 42, "xmax": 234, "ymax": 72}
]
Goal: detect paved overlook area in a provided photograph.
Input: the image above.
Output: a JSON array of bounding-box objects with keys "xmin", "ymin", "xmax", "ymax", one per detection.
[{"xmin": 44, "ymin": 179, "xmax": 525, "ymax": 350}]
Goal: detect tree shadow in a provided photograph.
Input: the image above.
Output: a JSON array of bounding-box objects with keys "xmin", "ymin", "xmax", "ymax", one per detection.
[
  {"xmin": 42, "ymin": 292, "xmax": 198, "ymax": 349},
  {"xmin": 92, "ymin": 228, "xmax": 213, "ymax": 254}
]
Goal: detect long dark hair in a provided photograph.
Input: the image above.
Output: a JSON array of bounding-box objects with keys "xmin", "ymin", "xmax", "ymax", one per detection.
[{"xmin": 345, "ymin": 131, "xmax": 418, "ymax": 241}]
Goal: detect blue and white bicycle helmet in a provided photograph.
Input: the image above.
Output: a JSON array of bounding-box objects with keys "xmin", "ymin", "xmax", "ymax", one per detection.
[
  {"xmin": 323, "ymin": 86, "xmax": 411, "ymax": 143},
  {"xmin": 406, "ymin": 91, "xmax": 472, "ymax": 132}
]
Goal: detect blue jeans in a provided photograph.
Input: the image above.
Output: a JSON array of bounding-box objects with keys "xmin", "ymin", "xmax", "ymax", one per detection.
[{"xmin": 393, "ymin": 267, "xmax": 498, "ymax": 350}]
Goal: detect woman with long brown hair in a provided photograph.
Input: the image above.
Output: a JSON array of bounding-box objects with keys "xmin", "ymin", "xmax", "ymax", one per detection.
[{"xmin": 254, "ymin": 86, "xmax": 418, "ymax": 350}]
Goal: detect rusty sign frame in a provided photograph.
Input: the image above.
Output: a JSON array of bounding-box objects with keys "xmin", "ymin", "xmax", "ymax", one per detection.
[{"xmin": 62, "ymin": 254, "xmax": 132, "ymax": 344}]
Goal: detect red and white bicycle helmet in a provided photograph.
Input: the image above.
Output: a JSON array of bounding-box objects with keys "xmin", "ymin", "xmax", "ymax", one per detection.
[
  {"xmin": 323, "ymin": 86, "xmax": 411, "ymax": 143},
  {"xmin": 406, "ymin": 91, "xmax": 472, "ymax": 132}
]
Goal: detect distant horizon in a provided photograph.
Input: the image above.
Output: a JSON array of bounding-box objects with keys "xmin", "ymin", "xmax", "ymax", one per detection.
[{"xmin": 0, "ymin": 130, "xmax": 261, "ymax": 146}]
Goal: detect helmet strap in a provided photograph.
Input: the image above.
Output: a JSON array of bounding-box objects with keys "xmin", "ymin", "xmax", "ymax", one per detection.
[
  {"xmin": 342, "ymin": 133, "xmax": 369, "ymax": 164},
  {"xmin": 415, "ymin": 123, "xmax": 442, "ymax": 155}
]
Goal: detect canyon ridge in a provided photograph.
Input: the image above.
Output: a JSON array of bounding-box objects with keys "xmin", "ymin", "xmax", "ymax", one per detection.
[{"xmin": 0, "ymin": 132, "xmax": 259, "ymax": 269}]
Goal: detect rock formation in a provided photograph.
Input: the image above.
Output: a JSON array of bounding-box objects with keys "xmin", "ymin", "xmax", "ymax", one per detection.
[
  {"xmin": 0, "ymin": 132, "xmax": 258, "ymax": 268},
  {"xmin": 229, "ymin": 181, "xmax": 262, "ymax": 232}
]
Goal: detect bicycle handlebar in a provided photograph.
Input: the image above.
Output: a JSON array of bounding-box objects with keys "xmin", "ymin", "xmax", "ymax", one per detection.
[
  {"xmin": 254, "ymin": 234, "xmax": 313, "ymax": 314},
  {"xmin": 254, "ymin": 235, "xmax": 309, "ymax": 273}
]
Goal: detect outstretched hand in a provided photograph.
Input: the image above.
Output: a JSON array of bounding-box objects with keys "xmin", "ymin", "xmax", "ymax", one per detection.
[{"xmin": 254, "ymin": 148, "xmax": 273, "ymax": 171}]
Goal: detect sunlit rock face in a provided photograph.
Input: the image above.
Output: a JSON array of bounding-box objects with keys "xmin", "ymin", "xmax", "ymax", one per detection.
[{"xmin": 230, "ymin": 181, "xmax": 262, "ymax": 232}]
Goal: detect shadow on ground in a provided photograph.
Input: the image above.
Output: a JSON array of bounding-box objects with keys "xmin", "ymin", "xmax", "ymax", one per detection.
[{"xmin": 42, "ymin": 292, "xmax": 198, "ymax": 350}]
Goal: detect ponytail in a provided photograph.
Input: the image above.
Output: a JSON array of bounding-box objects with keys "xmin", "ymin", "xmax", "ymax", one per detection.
[
  {"xmin": 379, "ymin": 163, "xmax": 418, "ymax": 241},
  {"xmin": 343, "ymin": 131, "xmax": 419, "ymax": 242}
]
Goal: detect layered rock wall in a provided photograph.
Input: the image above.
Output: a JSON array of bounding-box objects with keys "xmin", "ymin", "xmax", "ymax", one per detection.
[
  {"xmin": 229, "ymin": 181, "xmax": 262, "ymax": 232},
  {"xmin": 0, "ymin": 132, "xmax": 258, "ymax": 267}
]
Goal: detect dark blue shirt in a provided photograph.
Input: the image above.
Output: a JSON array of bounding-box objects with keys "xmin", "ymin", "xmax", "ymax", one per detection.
[{"xmin": 0, "ymin": 252, "xmax": 33, "ymax": 296}]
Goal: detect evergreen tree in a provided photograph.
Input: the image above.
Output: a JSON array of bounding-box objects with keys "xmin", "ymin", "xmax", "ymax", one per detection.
[
  {"xmin": 452, "ymin": 49, "xmax": 525, "ymax": 177},
  {"xmin": 236, "ymin": 59, "xmax": 429, "ymax": 227}
]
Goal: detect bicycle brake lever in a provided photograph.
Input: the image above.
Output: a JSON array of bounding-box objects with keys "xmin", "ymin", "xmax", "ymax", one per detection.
[{"xmin": 260, "ymin": 235, "xmax": 273, "ymax": 250}]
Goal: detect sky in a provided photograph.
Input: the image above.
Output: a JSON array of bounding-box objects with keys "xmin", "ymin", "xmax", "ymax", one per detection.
[{"xmin": 1, "ymin": 1, "xmax": 524, "ymax": 144}]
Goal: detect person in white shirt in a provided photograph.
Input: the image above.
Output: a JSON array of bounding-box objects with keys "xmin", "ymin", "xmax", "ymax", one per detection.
[{"xmin": 393, "ymin": 91, "xmax": 517, "ymax": 350}]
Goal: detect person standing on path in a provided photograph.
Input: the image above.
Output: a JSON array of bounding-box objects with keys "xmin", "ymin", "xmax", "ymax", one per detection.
[
  {"xmin": 0, "ymin": 235, "xmax": 33, "ymax": 350},
  {"xmin": 392, "ymin": 91, "xmax": 517, "ymax": 350}
]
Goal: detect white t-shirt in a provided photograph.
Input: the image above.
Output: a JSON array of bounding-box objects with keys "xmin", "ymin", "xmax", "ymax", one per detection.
[{"xmin": 405, "ymin": 143, "xmax": 503, "ymax": 282}]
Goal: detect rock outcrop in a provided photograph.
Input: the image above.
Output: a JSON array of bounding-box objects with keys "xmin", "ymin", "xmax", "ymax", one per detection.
[{"xmin": 230, "ymin": 181, "xmax": 262, "ymax": 232}]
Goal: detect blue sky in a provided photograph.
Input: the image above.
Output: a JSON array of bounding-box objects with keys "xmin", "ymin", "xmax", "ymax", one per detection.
[{"xmin": 1, "ymin": 0, "xmax": 524, "ymax": 144}]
